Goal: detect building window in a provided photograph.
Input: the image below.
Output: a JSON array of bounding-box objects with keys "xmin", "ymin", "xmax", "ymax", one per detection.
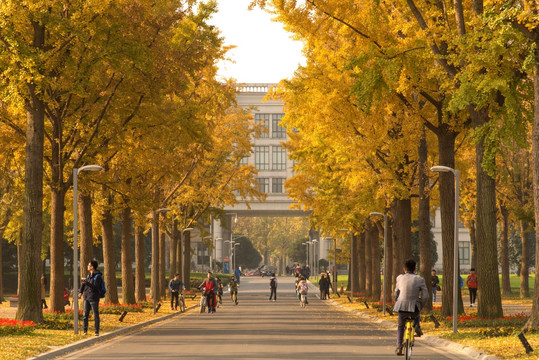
[
  {"xmin": 272, "ymin": 145, "xmax": 287, "ymax": 170},
  {"xmin": 272, "ymin": 178, "xmax": 285, "ymax": 193},
  {"xmin": 255, "ymin": 113, "xmax": 269, "ymax": 138},
  {"xmin": 240, "ymin": 156, "xmax": 249, "ymax": 166},
  {"xmin": 255, "ymin": 146, "xmax": 270, "ymax": 170},
  {"xmin": 272, "ymin": 114, "xmax": 286, "ymax": 138},
  {"xmin": 459, "ymin": 241, "xmax": 470, "ymax": 266},
  {"xmin": 256, "ymin": 178, "xmax": 270, "ymax": 193}
]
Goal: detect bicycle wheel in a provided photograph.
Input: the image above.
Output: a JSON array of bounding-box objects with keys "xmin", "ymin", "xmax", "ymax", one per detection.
[
  {"xmin": 404, "ymin": 338, "xmax": 413, "ymax": 360},
  {"xmin": 179, "ymin": 296, "xmax": 186, "ymax": 312},
  {"xmin": 199, "ymin": 297, "xmax": 206, "ymax": 313}
]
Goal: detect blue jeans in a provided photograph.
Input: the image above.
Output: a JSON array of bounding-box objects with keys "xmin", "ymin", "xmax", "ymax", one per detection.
[
  {"xmin": 432, "ymin": 289, "xmax": 437, "ymax": 303},
  {"xmin": 83, "ymin": 300, "xmax": 100, "ymax": 334}
]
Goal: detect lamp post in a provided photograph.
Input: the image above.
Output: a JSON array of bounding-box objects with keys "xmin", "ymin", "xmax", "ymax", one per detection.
[
  {"xmin": 215, "ymin": 237, "xmax": 222, "ymax": 272},
  {"xmin": 73, "ymin": 164, "xmax": 103, "ymax": 335},
  {"xmin": 370, "ymin": 212, "xmax": 388, "ymax": 315},
  {"xmin": 431, "ymin": 165, "xmax": 460, "ymax": 334},
  {"xmin": 152, "ymin": 208, "xmax": 170, "ymax": 314}
]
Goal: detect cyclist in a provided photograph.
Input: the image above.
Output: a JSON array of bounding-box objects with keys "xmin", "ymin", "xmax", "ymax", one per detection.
[
  {"xmin": 394, "ymin": 258, "xmax": 428, "ymax": 356},
  {"xmin": 229, "ymin": 276, "xmax": 239, "ymax": 304},
  {"xmin": 199, "ymin": 272, "xmax": 217, "ymax": 313},
  {"xmin": 296, "ymin": 276, "xmax": 308, "ymax": 305}
]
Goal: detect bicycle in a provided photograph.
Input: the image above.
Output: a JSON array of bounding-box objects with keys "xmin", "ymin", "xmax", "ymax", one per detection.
[
  {"xmin": 199, "ymin": 291, "xmax": 207, "ymax": 313},
  {"xmin": 178, "ymin": 292, "xmax": 186, "ymax": 313},
  {"xmin": 403, "ymin": 316, "xmax": 416, "ymax": 359},
  {"xmin": 231, "ymin": 290, "xmax": 238, "ymax": 305}
]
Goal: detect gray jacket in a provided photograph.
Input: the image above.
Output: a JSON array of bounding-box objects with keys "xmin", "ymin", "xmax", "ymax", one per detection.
[{"xmin": 393, "ymin": 272, "xmax": 429, "ymax": 312}]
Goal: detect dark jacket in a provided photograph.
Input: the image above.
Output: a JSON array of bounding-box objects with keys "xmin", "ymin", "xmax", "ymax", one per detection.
[
  {"xmin": 80, "ymin": 270, "xmax": 104, "ymax": 302},
  {"xmin": 169, "ymin": 278, "xmax": 184, "ymax": 292}
]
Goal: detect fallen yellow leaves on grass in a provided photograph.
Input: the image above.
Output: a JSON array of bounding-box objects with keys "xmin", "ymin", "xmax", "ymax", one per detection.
[{"xmin": 0, "ymin": 297, "xmax": 199, "ymax": 360}]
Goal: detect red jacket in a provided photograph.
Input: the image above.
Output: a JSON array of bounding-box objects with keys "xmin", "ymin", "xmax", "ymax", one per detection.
[{"xmin": 466, "ymin": 274, "xmax": 478, "ymax": 289}]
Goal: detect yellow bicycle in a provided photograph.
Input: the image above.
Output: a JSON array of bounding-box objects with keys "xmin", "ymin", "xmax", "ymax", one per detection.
[{"xmin": 403, "ymin": 316, "xmax": 416, "ymax": 360}]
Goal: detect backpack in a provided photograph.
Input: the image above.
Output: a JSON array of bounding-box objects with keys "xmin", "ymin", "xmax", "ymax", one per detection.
[
  {"xmin": 94, "ymin": 273, "xmax": 106, "ymax": 298},
  {"xmin": 300, "ymin": 282, "xmax": 308, "ymax": 295},
  {"xmin": 270, "ymin": 278, "xmax": 276, "ymax": 288}
]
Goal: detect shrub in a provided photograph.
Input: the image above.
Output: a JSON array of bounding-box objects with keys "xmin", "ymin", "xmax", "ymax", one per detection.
[
  {"xmin": 38, "ymin": 310, "xmax": 82, "ymax": 330},
  {"xmin": 0, "ymin": 318, "xmax": 36, "ymax": 336}
]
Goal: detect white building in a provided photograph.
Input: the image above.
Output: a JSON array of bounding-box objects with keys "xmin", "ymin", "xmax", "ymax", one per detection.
[{"xmin": 431, "ymin": 208, "xmax": 472, "ymax": 273}]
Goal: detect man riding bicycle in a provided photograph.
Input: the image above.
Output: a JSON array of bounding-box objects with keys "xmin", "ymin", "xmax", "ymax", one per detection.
[
  {"xmin": 394, "ymin": 258, "xmax": 428, "ymax": 356},
  {"xmin": 229, "ymin": 276, "xmax": 239, "ymax": 304}
]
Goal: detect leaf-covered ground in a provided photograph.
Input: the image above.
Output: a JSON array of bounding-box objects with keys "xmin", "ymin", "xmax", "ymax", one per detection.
[{"xmin": 0, "ymin": 297, "xmax": 199, "ymax": 360}]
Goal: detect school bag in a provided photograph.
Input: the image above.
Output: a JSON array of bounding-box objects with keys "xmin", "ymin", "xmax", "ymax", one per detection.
[
  {"xmin": 270, "ymin": 278, "xmax": 276, "ymax": 288},
  {"xmin": 94, "ymin": 273, "xmax": 106, "ymax": 298},
  {"xmin": 300, "ymin": 282, "xmax": 308, "ymax": 295}
]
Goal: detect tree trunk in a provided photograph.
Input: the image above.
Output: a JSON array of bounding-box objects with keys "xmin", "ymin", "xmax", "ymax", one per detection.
[
  {"xmin": 17, "ymin": 24, "xmax": 46, "ymax": 320},
  {"xmin": 391, "ymin": 198, "xmax": 412, "ymax": 274},
  {"xmin": 470, "ymin": 107, "xmax": 503, "ymax": 319},
  {"xmin": 135, "ymin": 225, "xmax": 146, "ymax": 302},
  {"xmin": 79, "ymin": 194, "xmax": 94, "ymax": 280},
  {"xmin": 499, "ymin": 206, "xmax": 512, "ymax": 295},
  {"xmin": 150, "ymin": 213, "xmax": 159, "ymax": 300},
  {"xmin": 358, "ymin": 231, "xmax": 366, "ymax": 293},
  {"xmin": 350, "ymin": 232, "xmax": 359, "ymax": 297},
  {"xmin": 49, "ymin": 187, "xmax": 66, "ymax": 312},
  {"xmin": 437, "ymin": 129, "xmax": 464, "ymax": 317},
  {"xmin": 418, "ymin": 127, "xmax": 432, "ymax": 310},
  {"xmin": 371, "ymin": 222, "xmax": 381, "ymax": 302},
  {"xmin": 170, "ymin": 219, "xmax": 178, "ymax": 280},
  {"xmin": 385, "ymin": 219, "xmax": 393, "ymax": 303},
  {"xmin": 391, "ymin": 216, "xmax": 400, "ymax": 290},
  {"xmin": 364, "ymin": 220, "xmax": 373, "ymax": 298},
  {"xmin": 176, "ymin": 228, "xmax": 182, "ymax": 277},
  {"xmin": 526, "ymin": 47, "xmax": 539, "ymax": 328},
  {"xmin": 17, "ymin": 238, "xmax": 21, "ymax": 295},
  {"xmin": 469, "ymin": 220, "xmax": 477, "ymax": 270},
  {"xmin": 101, "ymin": 202, "xmax": 118, "ymax": 304},
  {"xmin": 520, "ymin": 221, "xmax": 530, "ymax": 298},
  {"xmin": 121, "ymin": 207, "xmax": 135, "ymax": 304},
  {"xmin": 159, "ymin": 228, "xmax": 166, "ymax": 298},
  {"xmin": 182, "ymin": 231, "xmax": 191, "ymax": 290}
]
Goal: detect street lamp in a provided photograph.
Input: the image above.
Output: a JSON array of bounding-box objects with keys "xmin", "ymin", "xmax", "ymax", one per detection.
[
  {"xmin": 370, "ymin": 212, "xmax": 388, "ymax": 315},
  {"xmin": 431, "ymin": 165, "xmax": 460, "ymax": 334},
  {"xmin": 152, "ymin": 208, "xmax": 170, "ymax": 314},
  {"xmin": 73, "ymin": 164, "xmax": 103, "ymax": 334}
]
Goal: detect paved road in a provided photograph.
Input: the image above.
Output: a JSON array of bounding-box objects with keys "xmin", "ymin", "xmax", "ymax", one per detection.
[{"xmin": 59, "ymin": 277, "xmax": 472, "ymax": 360}]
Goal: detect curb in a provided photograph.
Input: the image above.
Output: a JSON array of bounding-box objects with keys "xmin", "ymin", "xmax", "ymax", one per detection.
[
  {"xmin": 328, "ymin": 299, "xmax": 498, "ymax": 360},
  {"xmin": 28, "ymin": 304, "xmax": 198, "ymax": 360}
]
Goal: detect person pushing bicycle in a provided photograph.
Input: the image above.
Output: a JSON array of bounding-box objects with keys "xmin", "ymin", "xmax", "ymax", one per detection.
[{"xmin": 393, "ymin": 258, "xmax": 428, "ymax": 356}]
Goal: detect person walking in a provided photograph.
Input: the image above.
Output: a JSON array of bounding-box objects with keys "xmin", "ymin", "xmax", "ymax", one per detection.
[
  {"xmin": 79, "ymin": 260, "xmax": 104, "ymax": 336},
  {"xmin": 216, "ymin": 277, "xmax": 224, "ymax": 305},
  {"xmin": 319, "ymin": 274, "xmax": 328, "ymax": 300},
  {"xmin": 40, "ymin": 274, "xmax": 48, "ymax": 309},
  {"xmin": 466, "ymin": 268, "xmax": 478, "ymax": 307},
  {"xmin": 431, "ymin": 269, "xmax": 440, "ymax": 303},
  {"xmin": 169, "ymin": 273, "xmax": 185, "ymax": 311},
  {"xmin": 393, "ymin": 258, "xmax": 429, "ymax": 356},
  {"xmin": 269, "ymin": 273, "xmax": 278, "ymax": 301}
]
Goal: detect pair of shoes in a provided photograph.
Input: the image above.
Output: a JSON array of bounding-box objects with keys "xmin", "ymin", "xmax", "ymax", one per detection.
[
  {"xmin": 171, "ymin": 307, "xmax": 174, "ymax": 310},
  {"xmin": 94, "ymin": 333, "xmax": 99, "ymax": 336},
  {"xmin": 83, "ymin": 331, "xmax": 87, "ymax": 335},
  {"xmin": 415, "ymin": 326, "xmax": 423, "ymax": 337},
  {"xmin": 208, "ymin": 310, "xmax": 212, "ymax": 313},
  {"xmin": 395, "ymin": 345, "xmax": 403, "ymax": 356}
]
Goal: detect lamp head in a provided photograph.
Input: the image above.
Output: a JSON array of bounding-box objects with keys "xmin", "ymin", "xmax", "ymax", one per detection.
[
  {"xmin": 431, "ymin": 165, "xmax": 454, "ymax": 173},
  {"xmin": 77, "ymin": 165, "xmax": 103, "ymax": 174}
]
